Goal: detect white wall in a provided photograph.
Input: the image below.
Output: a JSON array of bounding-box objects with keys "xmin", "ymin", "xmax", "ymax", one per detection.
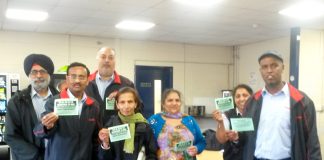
[
  {"xmin": 235, "ymin": 37, "xmax": 290, "ymax": 92},
  {"xmin": 299, "ymin": 29, "xmax": 324, "ymax": 111},
  {"xmin": 0, "ymin": 30, "xmax": 233, "ymax": 114},
  {"xmin": 0, "ymin": 31, "xmax": 70, "ymax": 77}
]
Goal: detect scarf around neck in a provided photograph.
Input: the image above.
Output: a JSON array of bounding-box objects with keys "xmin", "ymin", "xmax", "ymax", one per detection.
[
  {"xmin": 161, "ymin": 111, "xmax": 187, "ymax": 119},
  {"xmin": 118, "ymin": 112, "xmax": 147, "ymax": 153}
]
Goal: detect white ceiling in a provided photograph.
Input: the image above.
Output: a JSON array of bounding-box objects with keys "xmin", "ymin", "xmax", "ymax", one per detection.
[{"xmin": 1, "ymin": 0, "xmax": 324, "ymax": 46}]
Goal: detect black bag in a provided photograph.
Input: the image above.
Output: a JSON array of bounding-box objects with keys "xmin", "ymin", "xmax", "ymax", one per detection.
[{"xmin": 202, "ymin": 129, "xmax": 224, "ymax": 151}]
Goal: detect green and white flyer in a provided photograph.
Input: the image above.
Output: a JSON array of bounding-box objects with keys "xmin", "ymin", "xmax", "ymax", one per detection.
[
  {"xmin": 174, "ymin": 140, "xmax": 192, "ymax": 152},
  {"xmin": 106, "ymin": 98, "xmax": 115, "ymax": 110},
  {"xmin": 215, "ymin": 97, "xmax": 234, "ymax": 112},
  {"xmin": 230, "ymin": 118, "xmax": 254, "ymax": 132},
  {"xmin": 108, "ymin": 124, "xmax": 131, "ymax": 142},
  {"xmin": 54, "ymin": 99, "xmax": 78, "ymax": 116}
]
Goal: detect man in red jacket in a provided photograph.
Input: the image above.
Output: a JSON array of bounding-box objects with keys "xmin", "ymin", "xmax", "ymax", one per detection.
[
  {"xmin": 85, "ymin": 47, "xmax": 136, "ymax": 124},
  {"xmin": 243, "ymin": 51, "xmax": 322, "ymax": 160},
  {"xmin": 34, "ymin": 62, "xmax": 102, "ymax": 160}
]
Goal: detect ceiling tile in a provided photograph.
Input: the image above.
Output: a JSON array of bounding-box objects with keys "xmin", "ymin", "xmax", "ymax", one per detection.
[
  {"xmin": 1, "ymin": 0, "xmax": 324, "ymax": 46},
  {"xmin": 36, "ymin": 21, "xmax": 76, "ymax": 34},
  {"xmin": 2, "ymin": 19, "xmax": 39, "ymax": 32}
]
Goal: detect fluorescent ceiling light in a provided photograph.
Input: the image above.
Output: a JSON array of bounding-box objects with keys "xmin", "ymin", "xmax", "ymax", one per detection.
[
  {"xmin": 174, "ymin": 0, "xmax": 222, "ymax": 7},
  {"xmin": 115, "ymin": 20, "xmax": 155, "ymax": 31},
  {"xmin": 279, "ymin": 1, "xmax": 324, "ymax": 20},
  {"xmin": 6, "ymin": 9, "xmax": 48, "ymax": 21}
]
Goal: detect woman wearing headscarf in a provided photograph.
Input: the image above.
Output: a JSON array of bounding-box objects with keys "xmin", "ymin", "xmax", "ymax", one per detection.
[{"xmin": 148, "ymin": 89, "xmax": 206, "ymax": 160}]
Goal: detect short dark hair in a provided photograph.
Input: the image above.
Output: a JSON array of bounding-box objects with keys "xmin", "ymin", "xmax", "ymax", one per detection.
[
  {"xmin": 66, "ymin": 62, "xmax": 90, "ymax": 76},
  {"xmin": 114, "ymin": 87, "xmax": 141, "ymax": 113},
  {"xmin": 258, "ymin": 51, "xmax": 283, "ymax": 64}
]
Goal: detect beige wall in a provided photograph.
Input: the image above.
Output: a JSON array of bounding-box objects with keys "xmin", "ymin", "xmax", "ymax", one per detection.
[
  {"xmin": 298, "ymin": 28, "xmax": 324, "ymax": 157},
  {"xmin": 0, "ymin": 30, "xmax": 233, "ymax": 114},
  {"xmin": 299, "ymin": 29, "xmax": 324, "ymax": 111},
  {"xmin": 235, "ymin": 37, "xmax": 290, "ymax": 92}
]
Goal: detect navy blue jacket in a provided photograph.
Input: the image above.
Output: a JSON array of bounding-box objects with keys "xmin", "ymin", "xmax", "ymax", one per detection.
[{"xmin": 34, "ymin": 89, "xmax": 102, "ymax": 160}]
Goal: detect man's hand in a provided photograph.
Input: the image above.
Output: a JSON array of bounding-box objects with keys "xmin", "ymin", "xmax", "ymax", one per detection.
[
  {"xmin": 42, "ymin": 112, "xmax": 58, "ymax": 129},
  {"xmin": 107, "ymin": 91, "xmax": 118, "ymax": 100},
  {"xmin": 99, "ymin": 128, "xmax": 110, "ymax": 148}
]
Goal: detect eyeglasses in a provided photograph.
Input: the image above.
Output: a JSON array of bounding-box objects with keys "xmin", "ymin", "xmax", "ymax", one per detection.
[
  {"xmin": 30, "ymin": 69, "xmax": 48, "ymax": 76},
  {"xmin": 67, "ymin": 74, "xmax": 87, "ymax": 81},
  {"xmin": 98, "ymin": 55, "xmax": 114, "ymax": 61}
]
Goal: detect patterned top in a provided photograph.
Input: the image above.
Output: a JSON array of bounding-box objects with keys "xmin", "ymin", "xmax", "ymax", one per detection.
[{"xmin": 157, "ymin": 123, "xmax": 194, "ymax": 160}]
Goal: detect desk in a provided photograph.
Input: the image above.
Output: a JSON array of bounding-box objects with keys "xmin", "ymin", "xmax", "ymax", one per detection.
[{"xmin": 197, "ymin": 150, "xmax": 223, "ymax": 160}]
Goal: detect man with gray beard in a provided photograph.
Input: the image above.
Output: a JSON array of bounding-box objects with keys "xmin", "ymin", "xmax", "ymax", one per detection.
[{"xmin": 5, "ymin": 54, "xmax": 58, "ymax": 160}]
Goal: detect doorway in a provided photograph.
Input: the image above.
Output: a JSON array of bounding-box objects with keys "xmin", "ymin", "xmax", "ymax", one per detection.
[{"xmin": 135, "ymin": 65, "xmax": 173, "ymax": 118}]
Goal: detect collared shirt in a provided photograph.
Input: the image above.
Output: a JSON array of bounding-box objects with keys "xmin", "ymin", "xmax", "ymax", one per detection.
[
  {"xmin": 31, "ymin": 87, "xmax": 53, "ymax": 121},
  {"xmin": 95, "ymin": 72, "xmax": 114, "ymax": 100},
  {"xmin": 67, "ymin": 89, "xmax": 87, "ymax": 116},
  {"xmin": 255, "ymin": 83, "xmax": 291, "ymax": 159},
  {"xmin": 222, "ymin": 108, "xmax": 242, "ymax": 130}
]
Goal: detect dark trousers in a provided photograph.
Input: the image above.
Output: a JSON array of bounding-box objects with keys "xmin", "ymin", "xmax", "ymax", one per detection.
[{"xmin": 254, "ymin": 157, "xmax": 291, "ymax": 160}]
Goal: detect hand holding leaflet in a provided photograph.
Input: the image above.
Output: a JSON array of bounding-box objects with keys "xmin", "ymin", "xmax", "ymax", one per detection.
[
  {"xmin": 230, "ymin": 118, "xmax": 254, "ymax": 132},
  {"xmin": 215, "ymin": 97, "xmax": 234, "ymax": 112}
]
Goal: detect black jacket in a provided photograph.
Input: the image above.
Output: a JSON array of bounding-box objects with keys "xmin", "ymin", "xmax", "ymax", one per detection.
[
  {"xmin": 223, "ymin": 109, "xmax": 245, "ymax": 160},
  {"xmin": 4, "ymin": 85, "xmax": 58, "ymax": 160},
  {"xmin": 243, "ymin": 84, "xmax": 322, "ymax": 160},
  {"xmin": 85, "ymin": 71, "xmax": 135, "ymax": 124},
  {"xmin": 98, "ymin": 115, "xmax": 157, "ymax": 160},
  {"xmin": 33, "ymin": 89, "xmax": 102, "ymax": 160}
]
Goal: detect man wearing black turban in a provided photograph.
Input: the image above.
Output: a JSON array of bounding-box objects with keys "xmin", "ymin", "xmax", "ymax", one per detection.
[{"xmin": 5, "ymin": 53, "xmax": 58, "ymax": 160}]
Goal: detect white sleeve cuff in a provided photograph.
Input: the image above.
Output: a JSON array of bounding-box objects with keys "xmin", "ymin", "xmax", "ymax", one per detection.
[{"xmin": 101, "ymin": 144, "xmax": 110, "ymax": 150}]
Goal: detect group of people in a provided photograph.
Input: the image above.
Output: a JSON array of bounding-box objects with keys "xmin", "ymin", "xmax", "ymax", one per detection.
[
  {"xmin": 213, "ymin": 52, "xmax": 322, "ymax": 160},
  {"xmin": 4, "ymin": 47, "xmax": 322, "ymax": 160},
  {"xmin": 4, "ymin": 47, "xmax": 206, "ymax": 160}
]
